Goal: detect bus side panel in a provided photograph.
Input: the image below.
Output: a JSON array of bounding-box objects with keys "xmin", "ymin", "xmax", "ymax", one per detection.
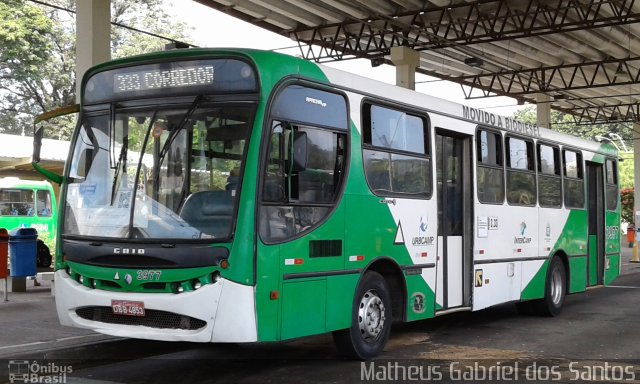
[
  {"xmin": 325, "ymin": 273, "xmax": 359, "ymax": 330},
  {"xmin": 474, "ymin": 205, "xmax": 536, "ymax": 309},
  {"xmin": 555, "ymin": 209, "xmax": 589, "ymax": 293},
  {"xmin": 568, "ymin": 257, "xmax": 587, "ymax": 293},
  {"xmin": 604, "ymin": 255, "xmax": 620, "ymax": 285},
  {"xmin": 474, "ymin": 262, "xmax": 523, "ymax": 310},
  {"xmin": 255, "ymin": 242, "xmax": 281, "ymax": 342},
  {"xmin": 281, "ymin": 279, "xmax": 326, "ymax": 340},
  {"xmin": 520, "ymin": 260, "xmax": 547, "ymax": 300},
  {"xmin": 604, "ymin": 210, "xmax": 621, "ymax": 285},
  {"xmin": 344, "ymin": 194, "xmax": 437, "ymax": 322},
  {"xmin": 521, "ymin": 209, "xmax": 589, "ymax": 297}
]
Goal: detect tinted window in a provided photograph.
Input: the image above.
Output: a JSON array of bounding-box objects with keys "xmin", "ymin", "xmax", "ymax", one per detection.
[
  {"xmin": 363, "ymin": 103, "xmax": 431, "ymax": 197},
  {"xmin": 507, "ymin": 137, "xmax": 536, "ymax": 206},
  {"xmin": 606, "ymin": 159, "xmax": 618, "ymax": 211},
  {"xmin": 476, "ymin": 129, "xmax": 504, "ymax": 204},
  {"xmin": 260, "ymin": 85, "xmax": 348, "ymax": 243},
  {"xmin": 563, "ymin": 149, "xmax": 584, "ymax": 209},
  {"xmin": 0, "ymin": 189, "xmax": 34, "ymax": 216},
  {"xmin": 36, "ymin": 190, "xmax": 53, "ymax": 217},
  {"xmin": 369, "ymin": 105, "xmax": 425, "ymax": 153},
  {"xmin": 271, "ymin": 86, "xmax": 348, "ymax": 131},
  {"xmin": 537, "ymin": 144, "xmax": 562, "ymax": 208}
]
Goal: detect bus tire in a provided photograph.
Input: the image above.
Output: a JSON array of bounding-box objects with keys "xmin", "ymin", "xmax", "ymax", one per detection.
[
  {"xmin": 533, "ymin": 257, "xmax": 566, "ymax": 317},
  {"xmin": 332, "ymin": 271, "xmax": 392, "ymax": 360}
]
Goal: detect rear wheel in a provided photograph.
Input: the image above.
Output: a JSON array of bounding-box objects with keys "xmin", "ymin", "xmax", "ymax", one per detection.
[
  {"xmin": 332, "ymin": 271, "xmax": 392, "ymax": 360},
  {"xmin": 533, "ymin": 257, "xmax": 566, "ymax": 317}
]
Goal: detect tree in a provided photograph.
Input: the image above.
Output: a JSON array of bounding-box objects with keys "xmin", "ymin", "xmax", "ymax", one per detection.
[
  {"xmin": 0, "ymin": 0, "xmax": 55, "ymax": 135},
  {"xmin": 0, "ymin": 0, "xmax": 190, "ymax": 140}
]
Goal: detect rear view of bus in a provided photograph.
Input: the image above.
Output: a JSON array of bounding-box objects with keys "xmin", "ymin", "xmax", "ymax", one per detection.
[{"xmin": 54, "ymin": 54, "xmax": 260, "ymax": 342}]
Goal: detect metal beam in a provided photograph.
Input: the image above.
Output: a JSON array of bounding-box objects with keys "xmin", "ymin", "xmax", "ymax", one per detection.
[
  {"xmin": 291, "ymin": 0, "xmax": 640, "ymax": 62},
  {"xmin": 457, "ymin": 57, "xmax": 640, "ymax": 98},
  {"xmin": 556, "ymin": 101, "xmax": 640, "ymax": 125}
]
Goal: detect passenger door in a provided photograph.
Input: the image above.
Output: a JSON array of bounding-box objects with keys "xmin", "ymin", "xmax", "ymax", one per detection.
[{"xmin": 435, "ymin": 130, "xmax": 472, "ymax": 310}]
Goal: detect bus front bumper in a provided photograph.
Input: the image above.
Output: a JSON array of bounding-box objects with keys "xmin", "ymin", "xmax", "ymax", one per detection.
[{"xmin": 54, "ymin": 269, "xmax": 257, "ymax": 343}]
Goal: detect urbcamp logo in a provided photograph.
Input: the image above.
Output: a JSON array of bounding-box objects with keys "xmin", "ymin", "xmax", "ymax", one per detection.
[
  {"xmin": 124, "ymin": 274, "xmax": 133, "ymax": 285},
  {"xmin": 514, "ymin": 221, "xmax": 532, "ymax": 244},
  {"xmin": 412, "ymin": 217, "xmax": 434, "ymax": 246},
  {"xmin": 419, "ymin": 217, "xmax": 428, "ymax": 233},
  {"xmin": 546, "ymin": 222, "xmax": 551, "ymax": 238}
]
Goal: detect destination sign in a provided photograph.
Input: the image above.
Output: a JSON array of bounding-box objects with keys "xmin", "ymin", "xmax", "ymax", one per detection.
[
  {"xmin": 84, "ymin": 58, "xmax": 257, "ymax": 104},
  {"xmin": 463, "ymin": 105, "xmax": 540, "ymax": 138},
  {"xmin": 114, "ymin": 65, "xmax": 215, "ymax": 93}
]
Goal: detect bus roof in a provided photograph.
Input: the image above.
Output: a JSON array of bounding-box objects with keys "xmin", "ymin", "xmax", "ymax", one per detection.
[{"xmin": 0, "ymin": 177, "xmax": 53, "ymax": 190}]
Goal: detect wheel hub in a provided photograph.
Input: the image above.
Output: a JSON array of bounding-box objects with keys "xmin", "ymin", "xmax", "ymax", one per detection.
[
  {"xmin": 550, "ymin": 266, "xmax": 564, "ymax": 305},
  {"xmin": 358, "ymin": 289, "xmax": 386, "ymax": 342}
]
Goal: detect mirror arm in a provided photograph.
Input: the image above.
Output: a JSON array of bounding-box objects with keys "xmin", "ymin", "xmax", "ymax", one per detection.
[
  {"xmin": 31, "ymin": 104, "xmax": 79, "ymax": 185},
  {"xmin": 32, "ymin": 162, "xmax": 64, "ymax": 185}
]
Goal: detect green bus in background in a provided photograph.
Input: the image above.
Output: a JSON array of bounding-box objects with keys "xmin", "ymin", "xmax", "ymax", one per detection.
[{"xmin": 0, "ymin": 177, "xmax": 57, "ymax": 266}]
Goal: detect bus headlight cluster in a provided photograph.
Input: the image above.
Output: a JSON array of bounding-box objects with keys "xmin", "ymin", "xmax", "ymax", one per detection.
[{"xmin": 172, "ymin": 273, "xmax": 221, "ymax": 294}]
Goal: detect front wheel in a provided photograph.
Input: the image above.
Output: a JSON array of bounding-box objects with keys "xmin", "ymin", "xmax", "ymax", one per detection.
[
  {"xmin": 533, "ymin": 257, "xmax": 566, "ymax": 317},
  {"xmin": 332, "ymin": 271, "xmax": 392, "ymax": 360}
]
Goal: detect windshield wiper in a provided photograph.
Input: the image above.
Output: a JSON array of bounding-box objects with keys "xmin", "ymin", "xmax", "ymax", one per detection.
[
  {"xmin": 110, "ymin": 139, "xmax": 128, "ymax": 205},
  {"xmin": 158, "ymin": 95, "xmax": 202, "ymax": 165}
]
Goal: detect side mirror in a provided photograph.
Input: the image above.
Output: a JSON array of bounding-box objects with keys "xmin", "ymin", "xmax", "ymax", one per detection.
[
  {"xmin": 291, "ymin": 131, "xmax": 308, "ymax": 172},
  {"xmin": 32, "ymin": 104, "xmax": 79, "ymax": 184},
  {"xmin": 76, "ymin": 148, "xmax": 95, "ymax": 179},
  {"xmin": 33, "ymin": 125, "xmax": 44, "ymax": 163}
]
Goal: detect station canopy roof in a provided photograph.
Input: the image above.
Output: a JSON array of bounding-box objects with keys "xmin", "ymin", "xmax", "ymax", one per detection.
[{"xmin": 195, "ymin": 0, "xmax": 640, "ymax": 125}]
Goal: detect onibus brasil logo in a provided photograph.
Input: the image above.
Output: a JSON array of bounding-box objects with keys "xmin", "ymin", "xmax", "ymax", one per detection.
[{"xmin": 8, "ymin": 360, "xmax": 72, "ymax": 383}]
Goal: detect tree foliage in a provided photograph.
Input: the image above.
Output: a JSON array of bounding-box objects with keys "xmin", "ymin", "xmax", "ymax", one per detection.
[
  {"xmin": 621, "ymin": 187, "xmax": 634, "ymax": 224},
  {"xmin": 0, "ymin": 0, "xmax": 190, "ymax": 139},
  {"xmin": 0, "ymin": 0, "xmax": 55, "ymax": 135}
]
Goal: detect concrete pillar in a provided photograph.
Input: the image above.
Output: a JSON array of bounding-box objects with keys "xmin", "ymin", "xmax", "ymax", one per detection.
[
  {"xmin": 390, "ymin": 46, "xmax": 420, "ymax": 90},
  {"xmin": 633, "ymin": 123, "xmax": 640, "ymax": 230},
  {"xmin": 75, "ymin": 0, "xmax": 111, "ymax": 102},
  {"xmin": 536, "ymin": 93, "xmax": 552, "ymax": 128}
]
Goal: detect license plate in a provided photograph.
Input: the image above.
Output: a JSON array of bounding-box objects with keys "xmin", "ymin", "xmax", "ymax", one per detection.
[{"xmin": 111, "ymin": 300, "xmax": 145, "ymax": 317}]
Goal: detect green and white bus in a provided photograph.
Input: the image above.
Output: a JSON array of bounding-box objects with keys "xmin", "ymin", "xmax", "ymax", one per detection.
[
  {"xmin": 0, "ymin": 177, "xmax": 57, "ymax": 242},
  {"xmin": 33, "ymin": 48, "xmax": 620, "ymax": 359}
]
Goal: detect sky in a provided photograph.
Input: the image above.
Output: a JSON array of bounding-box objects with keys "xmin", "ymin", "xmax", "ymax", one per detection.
[{"xmin": 167, "ymin": 1, "xmax": 529, "ymax": 118}]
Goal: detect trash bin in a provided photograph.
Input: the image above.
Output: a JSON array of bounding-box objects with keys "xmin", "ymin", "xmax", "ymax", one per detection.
[
  {"xmin": 627, "ymin": 226, "xmax": 635, "ymax": 248},
  {"xmin": 0, "ymin": 228, "xmax": 8, "ymax": 279},
  {"xmin": 9, "ymin": 227, "xmax": 38, "ymax": 277}
]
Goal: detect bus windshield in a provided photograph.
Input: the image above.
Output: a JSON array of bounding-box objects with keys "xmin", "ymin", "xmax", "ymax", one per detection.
[{"xmin": 63, "ymin": 102, "xmax": 253, "ymax": 241}]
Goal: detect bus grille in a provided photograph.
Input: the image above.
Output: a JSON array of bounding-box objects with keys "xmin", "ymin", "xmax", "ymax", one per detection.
[{"xmin": 75, "ymin": 306, "xmax": 207, "ymax": 330}]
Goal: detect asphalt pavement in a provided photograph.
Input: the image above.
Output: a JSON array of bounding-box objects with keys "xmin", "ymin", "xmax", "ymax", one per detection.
[{"xmin": 0, "ymin": 242, "xmax": 638, "ymax": 378}]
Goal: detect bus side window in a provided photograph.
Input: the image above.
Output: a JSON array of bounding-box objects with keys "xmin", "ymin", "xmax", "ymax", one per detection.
[
  {"xmin": 476, "ymin": 129, "xmax": 504, "ymax": 204},
  {"xmin": 362, "ymin": 103, "xmax": 431, "ymax": 198},
  {"xmin": 605, "ymin": 158, "xmax": 618, "ymax": 211},
  {"xmin": 260, "ymin": 120, "xmax": 346, "ymax": 242},
  {"xmin": 260, "ymin": 84, "xmax": 348, "ymax": 243},
  {"xmin": 537, "ymin": 143, "xmax": 562, "ymax": 208},
  {"xmin": 563, "ymin": 149, "xmax": 585, "ymax": 209},
  {"xmin": 37, "ymin": 190, "xmax": 53, "ymax": 217},
  {"xmin": 506, "ymin": 136, "xmax": 536, "ymax": 206}
]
